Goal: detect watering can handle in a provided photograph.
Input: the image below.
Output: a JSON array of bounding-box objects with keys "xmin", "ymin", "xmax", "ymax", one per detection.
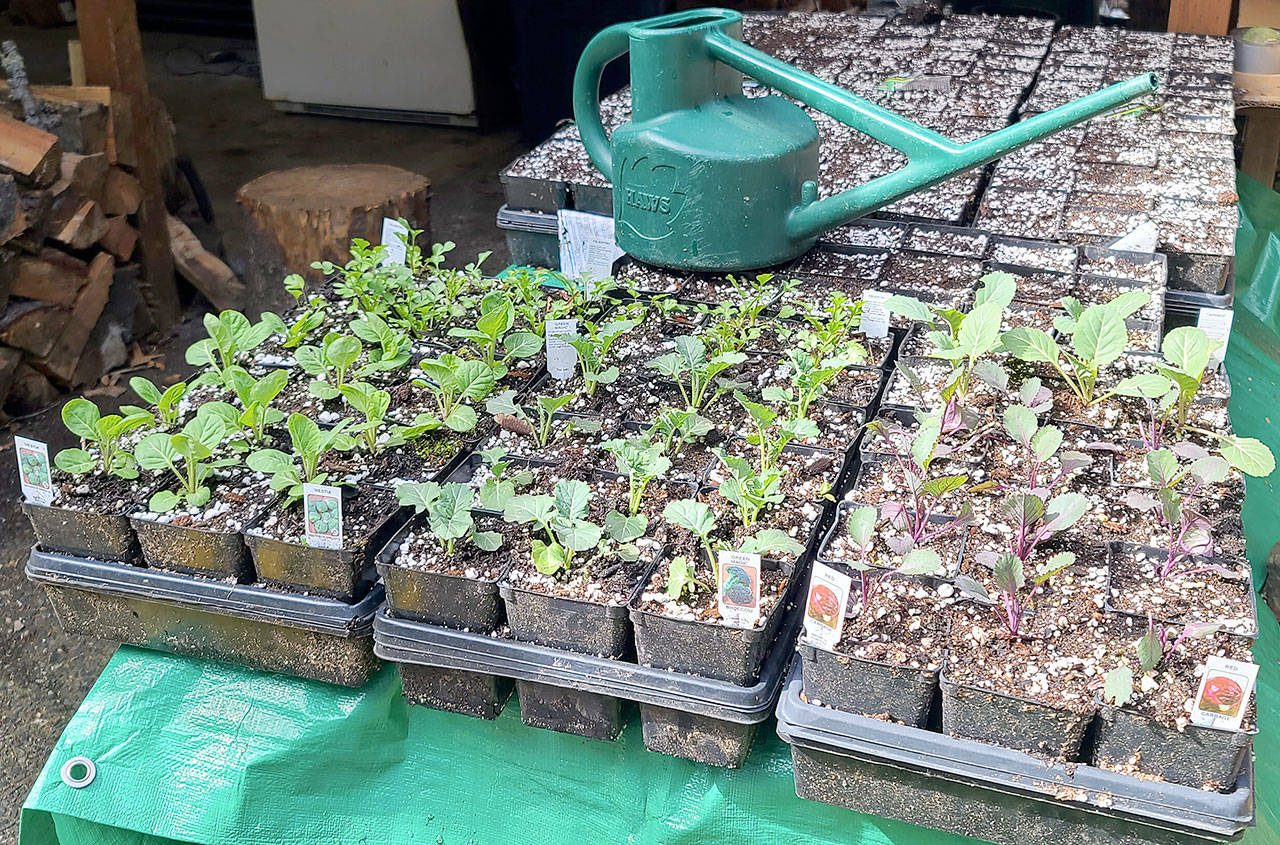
[{"xmin": 573, "ymin": 22, "xmax": 633, "ymax": 178}]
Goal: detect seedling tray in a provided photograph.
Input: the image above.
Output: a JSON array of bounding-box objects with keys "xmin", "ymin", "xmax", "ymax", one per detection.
[
  {"xmin": 26, "ymin": 546, "xmax": 381, "ymax": 687},
  {"xmin": 774, "ymin": 660, "xmax": 1255, "ymax": 844},
  {"xmin": 496, "ymin": 205, "xmax": 561, "ymax": 270},
  {"xmin": 374, "ymin": 600, "xmax": 801, "ymax": 767},
  {"xmin": 23, "ymin": 501, "xmax": 139, "ymax": 563}
]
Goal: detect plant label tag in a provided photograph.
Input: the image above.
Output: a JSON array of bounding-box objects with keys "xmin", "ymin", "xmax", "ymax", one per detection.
[
  {"xmin": 1109, "ymin": 221, "xmax": 1159, "ymax": 253},
  {"xmin": 379, "ymin": 218, "xmax": 410, "ymax": 267},
  {"xmin": 1198, "ymin": 308, "xmax": 1233, "ymax": 367},
  {"xmin": 303, "ymin": 483, "xmax": 343, "ymax": 550},
  {"xmin": 545, "ymin": 318, "xmax": 578, "ymax": 380},
  {"xmin": 1190, "ymin": 656, "xmax": 1258, "ymax": 732},
  {"xmin": 803, "ymin": 561, "xmax": 853, "ymax": 650},
  {"xmin": 901, "ymin": 74, "xmax": 951, "ymax": 92},
  {"xmin": 860, "ymin": 289, "xmax": 891, "ymax": 338},
  {"xmin": 15, "ymin": 436, "xmax": 53, "ymax": 505},
  {"xmin": 557, "ymin": 209, "xmax": 623, "ymax": 283},
  {"xmin": 717, "ymin": 550, "xmax": 761, "ymax": 628}
]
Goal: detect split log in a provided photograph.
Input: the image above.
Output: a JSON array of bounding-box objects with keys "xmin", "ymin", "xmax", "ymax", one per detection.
[
  {"xmin": 51, "ymin": 198, "xmax": 107, "ymax": 249},
  {"xmin": 100, "ymin": 166, "xmax": 140, "ymax": 215},
  {"xmin": 7, "ymin": 363, "xmax": 58, "ymax": 414},
  {"xmin": 32, "ymin": 252, "xmax": 113, "ymax": 384},
  {"xmin": 236, "ymin": 164, "xmax": 431, "ymax": 314},
  {"xmin": 0, "ymin": 174, "xmax": 25, "ymax": 244},
  {"xmin": 0, "ymin": 299, "xmax": 66, "ymax": 356},
  {"xmin": 29, "ymin": 84, "xmax": 128, "ymax": 164},
  {"xmin": 4, "ymin": 248, "xmax": 89, "ymax": 306},
  {"xmin": 60, "ymin": 151, "xmax": 108, "ymax": 201},
  {"xmin": 167, "ymin": 214, "xmax": 243, "ymax": 311},
  {"xmin": 0, "ymin": 113, "xmax": 61, "ymax": 186},
  {"xmin": 14, "ymin": 187, "xmax": 52, "ymax": 249},
  {"xmin": 97, "ymin": 215, "xmax": 137, "ymax": 260}
]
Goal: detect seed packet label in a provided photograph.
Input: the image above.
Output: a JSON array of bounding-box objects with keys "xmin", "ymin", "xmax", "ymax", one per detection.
[
  {"xmin": 302, "ymin": 483, "xmax": 343, "ymax": 550},
  {"xmin": 557, "ymin": 209, "xmax": 623, "ymax": 283},
  {"xmin": 1198, "ymin": 308, "xmax": 1233, "ymax": 367},
  {"xmin": 717, "ymin": 551, "xmax": 761, "ymax": 628},
  {"xmin": 901, "ymin": 74, "xmax": 951, "ymax": 92},
  {"xmin": 860, "ymin": 289, "xmax": 891, "ymax": 338},
  {"xmin": 545, "ymin": 318, "xmax": 578, "ymax": 380},
  {"xmin": 379, "ymin": 218, "xmax": 410, "ymax": 267},
  {"xmin": 1109, "ymin": 221, "xmax": 1159, "ymax": 253},
  {"xmin": 803, "ymin": 561, "xmax": 853, "ymax": 650},
  {"xmin": 15, "ymin": 436, "xmax": 53, "ymax": 506},
  {"xmin": 1190, "ymin": 656, "xmax": 1258, "ymax": 732}
]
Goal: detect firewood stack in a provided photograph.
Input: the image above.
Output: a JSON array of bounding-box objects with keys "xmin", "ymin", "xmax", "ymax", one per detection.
[{"xmin": 0, "ymin": 44, "xmax": 146, "ymax": 416}]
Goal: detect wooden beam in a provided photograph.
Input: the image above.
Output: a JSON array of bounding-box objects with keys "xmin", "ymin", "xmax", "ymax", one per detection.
[
  {"xmin": 167, "ymin": 214, "xmax": 245, "ymax": 311},
  {"xmin": 1241, "ymin": 108, "xmax": 1280, "ymax": 189},
  {"xmin": 68, "ymin": 40, "xmax": 85, "ymax": 87},
  {"xmin": 76, "ymin": 0, "xmax": 179, "ymax": 332},
  {"xmin": 1167, "ymin": 0, "xmax": 1232, "ymax": 35}
]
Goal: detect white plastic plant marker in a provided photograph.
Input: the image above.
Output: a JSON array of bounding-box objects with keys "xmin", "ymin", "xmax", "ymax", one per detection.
[
  {"xmin": 545, "ymin": 318, "xmax": 579, "ymax": 380},
  {"xmin": 1198, "ymin": 308, "xmax": 1234, "ymax": 367},
  {"xmin": 15, "ymin": 436, "xmax": 53, "ymax": 506},
  {"xmin": 1109, "ymin": 221, "xmax": 1159, "ymax": 253},
  {"xmin": 803, "ymin": 561, "xmax": 852, "ymax": 649},
  {"xmin": 717, "ymin": 550, "xmax": 761, "ymax": 628},
  {"xmin": 60, "ymin": 757, "xmax": 95, "ymax": 788},
  {"xmin": 557, "ymin": 209, "xmax": 623, "ymax": 282},
  {"xmin": 1190, "ymin": 656, "xmax": 1258, "ymax": 732},
  {"xmin": 860, "ymin": 289, "xmax": 891, "ymax": 338},
  {"xmin": 379, "ymin": 217, "xmax": 410, "ymax": 267},
  {"xmin": 303, "ymin": 483, "xmax": 343, "ymax": 550}
]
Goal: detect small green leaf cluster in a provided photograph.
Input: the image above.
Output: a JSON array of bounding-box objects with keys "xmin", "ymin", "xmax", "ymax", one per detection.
[
  {"xmin": 397, "ymin": 481, "xmax": 502, "ymax": 555},
  {"xmin": 54, "ymin": 398, "xmax": 150, "ymax": 480}
]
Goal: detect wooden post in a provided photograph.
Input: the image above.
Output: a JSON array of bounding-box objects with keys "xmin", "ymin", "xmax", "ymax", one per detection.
[
  {"xmin": 1167, "ymin": 0, "xmax": 1233, "ymax": 35},
  {"xmin": 75, "ymin": 0, "xmax": 180, "ymax": 333},
  {"xmin": 68, "ymin": 40, "xmax": 85, "ymax": 87}
]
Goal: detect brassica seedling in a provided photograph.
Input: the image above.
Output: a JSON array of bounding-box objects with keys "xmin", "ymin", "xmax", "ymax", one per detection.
[
  {"xmin": 1103, "ymin": 614, "xmax": 1224, "ymax": 706},
  {"xmin": 340, "ymin": 382, "xmax": 395, "ymax": 454},
  {"xmin": 447, "ymin": 291, "xmax": 540, "ymax": 376},
  {"xmin": 503, "ymin": 479, "xmax": 636, "ymax": 576},
  {"xmin": 841, "ymin": 504, "xmax": 946, "ymax": 608},
  {"xmin": 566, "ymin": 315, "xmax": 640, "ymax": 396},
  {"xmin": 246, "ymin": 412, "xmax": 355, "ymax": 505},
  {"xmin": 396, "ymin": 481, "xmax": 502, "ymax": 554},
  {"xmin": 602, "ymin": 437, "xmax": 670, "ymax": 517},
  {"xmin": 485, "ymin": 389, "xmax": 601, "ymax": 449},
  {"xmin": 735, "ymin": 391, "xmax": 820, "ymax": 473},
  {"xmin": 186, "ymin": 310, "xmax": 278, "ymax": 387},
  {"xmin": 134, "ymin": 411, "xmax": 237, "ymax": 512},
  {"xmin": 295, "ymin": 332, "xmax": 363, "ymax": 400},
  {"xmin": 122, "ymin": 376, "xmax": 187, "ymax": 428},
  {"xmin": 646, "ymin": 335, "xmax": 746, "ymax": 411},
  {"xmin": 954, "ymin": 549, "xmax": 1076, "ymax": 638},
  {"xmin": 473, "ymin": 447, "xmax": 533, "ymax": 512},
  {"xmin": 53, "ymin": 398, "xmax": 149, "ymax": 480}
]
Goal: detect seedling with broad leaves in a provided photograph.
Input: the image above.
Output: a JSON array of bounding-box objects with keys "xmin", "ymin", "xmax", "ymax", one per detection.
[
  {"xmin": 1002, "ymin": 291, "xmax": 1169, "ymax": 408},
  {"xmin": 295, "ymin": 332, "xmax": 363, "ymax": 400},
  {"xmin": 1103, "ymin": 614, "xmax": 1224, "ymax": 706},
  {"xmin": 448, "ymin": 291, "xmax": 541, "ymax": 376},
  {"xmin": 602, "ymin": 437, "xmax": 670, "ymax": 523},
  {"xmin": 134, "ymin": 410, "xmax": 238, "ymax": 512},
  {"xmin": 123, "ymin": 377, "xmax": 187, "ymax": 428},
  {"xmin": 762, "ymin": 347, "xmax": 862, "ymax": 420},
  {"xmin": 408, "ymin": 353, "xmax": 498, "ymax": 434},
  {"xmin": 650, "ymin": 407, "xmax": 713, "ymax": 460},
  {"xmin": 502, "ymin": 479, "xmax": 640, "ymax": 576},
  {"xmin": 840, "ymin": 504, "xmax": 947, "ymax": 609},
  {"xmin": 862, "ymin": 412, "xmax": 974, "ymax": 555},
  {"xmin": 735, "ymin": 391, "xmax": 820, "ymax": 474},
  {"xmin": 472, "ymin": 448, "xmax": 533, "ymax": 512},
  {"xmin": 485, "ymin": 389, "xmax": 603, "ymax": 450},
  {"xmin": 54, "ymin": 398, "xmax": 150, "ymax": 481},
  {"xmin": 1000, "ymin": 396, "xmax": 1092, "ymax": 496},
  {"xmin": 186, "ymin": 310, "xmax": 278, "ymax": 387},
  {"xmin": 646, "ymin": 335, "xmax": 746, "ymax": 412},
  {"xmin": 340, "ymin": 382, "xmax": 397, "ymax": 454},
  {"xmin": 954, "ymin": 549, "xmax": 1077, "ymax": 638},
  {"xmin": 662, "ymin": 498, "xmax": 804, "ymax": 594},
  {"xmin": 565, "ymin": 314, "xmax": 641, "ymax": 396},
  {"xmin": 246, "ymin": 413, "xmax": 355, "ymax": 505},
  {"xmin": 396, "ymin": 481, "xmax": 502, "ymax": 554}
]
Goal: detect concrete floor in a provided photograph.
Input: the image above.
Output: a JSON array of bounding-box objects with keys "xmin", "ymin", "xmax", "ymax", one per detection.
[{"xmin": 0, "ymin": 21, "xmax": 526, "ymax": 839}]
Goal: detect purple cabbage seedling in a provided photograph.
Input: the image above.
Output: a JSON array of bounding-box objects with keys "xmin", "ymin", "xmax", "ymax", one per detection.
[
  {"xmin": 955, "ymin": 549, "xmax": 1076, "ymax": 638},
  {"xmin": 841, "ymin": 504, "xmax": 946, "ymax": 610},
  {"xmin": 1103, "ymin": 614, "xmax": 1223, "ymax": 706}
]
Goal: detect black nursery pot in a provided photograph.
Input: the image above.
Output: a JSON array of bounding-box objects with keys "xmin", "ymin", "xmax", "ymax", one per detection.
[
  {"xmin": 797, "ymin": 640, "xmax": 939, "ymax": 728},
  {"xmin": 131, "ymin": 516, "xmax": 255, "ymax": 581},
  {"xmin": 499, "ymin": 573, "xmax": 643, "ymax": 659},
  {"xmin": 246, "ymin": 491, "xmax": 409, "ymax": 601},
  {"xmin": 24, "ymin": 500, "xmax": 140, "ymax": 562},
  {"xmin": 375, "ymin": 516, "xmax": 510, "ymax": 631},
  {"xmin": 630, "ymin": 554, "xmax": 803, "ymax": 686},
  {"xmin": 515, "ymin": 679, "xmax": 625, "ymax": 741},
  {"xmin": 399, "ymin": 663, "xmax": 513, "ymax": 721},
  {"xmin": 940, "ymin": 670, "xmax": 1095, "ymax": 759},
  {"xmin": 1092, "ymin": 701, "xmax": 1256, "ymax": 792}
]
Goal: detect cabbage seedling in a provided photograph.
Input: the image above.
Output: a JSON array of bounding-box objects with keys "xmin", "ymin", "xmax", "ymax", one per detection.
[
  {"xmin": 123, "ymin": 376, "xmax": 187, "ymax": 427},
  {"xmin": 295, "ymin": 332, "xmax": 363, "ymax": 400},
  {"xmin": 53, "ymin": 398, "xmax": 150, "ymax": 480},
  {"xmin": 134, "ymin": 411, "xmax": 237, "ymax": 512},
  {"xmin": 246, "ymin": 413, "xmax": 355, "ymax": 505},
  {"xmin": 396, "ymin": 481, "xmax": 502, "ymax": 554}
]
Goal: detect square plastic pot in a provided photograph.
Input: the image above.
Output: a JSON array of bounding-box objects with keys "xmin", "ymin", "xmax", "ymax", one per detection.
[
  {"xmin": 940, "ymin": 669, "xmax": 1095, "ymax": 759},
  {"xmin": 1093, "ymin": 701, "xmax": 1255, "ymax": 792},
  {"xmin": 638, "ymin": 704, "xmax": 758, "ymax": 768},
  {"xmin": 130, "ymin": 506, "xmax": 269, "ymax": 582},
  {"xmin": 798, "ymin": 640, "xmax": 939, "ymax": 727},
  {"xmin": 23, "ymin": 501, "xmax": 140, "ymax": 562},
  {"xmin": 399, "ymin": 663, "xmax": 512, "ymax": 720},
  {"xmin": 375, "ymin": 516, "xmax": 510, "ymax": 631},
  {"xmin": 515, "ymin": 679, "xmax": 625, "ymax": 740},
  {"xmin": 26, "ymin": 547, "xmax": 381, "ymax": 687},
  {"xmin": 246, "ymin": 503, "xmax": 410, "ymax": 602}
]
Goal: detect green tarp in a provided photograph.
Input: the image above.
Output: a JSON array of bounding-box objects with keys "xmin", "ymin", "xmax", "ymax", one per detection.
[{"xmin": 18, "ymin": 174, "xmax": 1280, "ymax": 844}]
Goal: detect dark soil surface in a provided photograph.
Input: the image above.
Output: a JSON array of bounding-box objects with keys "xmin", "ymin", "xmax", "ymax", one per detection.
[{"xmin": 247, "ymin": 486, "xmax": 402, "ymax": 551}]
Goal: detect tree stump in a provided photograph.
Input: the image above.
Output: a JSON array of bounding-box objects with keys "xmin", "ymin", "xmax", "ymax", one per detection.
[{"xmin": 236, "ymin": 164, "xmax": 431, "ymax": 315}]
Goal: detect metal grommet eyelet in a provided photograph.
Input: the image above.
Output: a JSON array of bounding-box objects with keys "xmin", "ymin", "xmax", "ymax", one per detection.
[{"xmin": 60, "ymin": 757, "xmax": 95, "ymax": 788}]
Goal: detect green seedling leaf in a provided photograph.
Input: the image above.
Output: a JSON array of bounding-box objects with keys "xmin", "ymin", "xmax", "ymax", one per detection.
[
  {"xmin": 1219, "ymin": 435, "xmax": 1275, "ymax": 477},
  {"xmin": 1103, "ymin": 665, "xmax": 1134, "ymax": 706}
]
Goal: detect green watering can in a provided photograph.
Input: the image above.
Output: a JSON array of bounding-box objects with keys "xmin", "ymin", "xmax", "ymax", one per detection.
[{"xmin": 572, "ymin": 8, "xmax": 1157, "ymax": 271}]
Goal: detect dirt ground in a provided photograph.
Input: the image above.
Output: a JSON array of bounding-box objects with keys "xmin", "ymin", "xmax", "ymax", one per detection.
[{"xmin": 0, "ymin": 20, "xmax": 527, "ymax": 839}]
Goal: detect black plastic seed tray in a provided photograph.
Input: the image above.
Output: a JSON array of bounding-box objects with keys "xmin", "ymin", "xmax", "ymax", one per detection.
[
  {"xmin": 775, "ymin": 659, "xmax": 1256, "ymax": 845},
  {"xmin": 26, "ymin": 546, "xmax": 382, "ymax": 687},
  {"xmin": 497, "ymin": 205, "xmax": 561, "ymax": 270},
  {"xmin": 375, "ymin": 600, "xmax": 802, "ymax": 767}
]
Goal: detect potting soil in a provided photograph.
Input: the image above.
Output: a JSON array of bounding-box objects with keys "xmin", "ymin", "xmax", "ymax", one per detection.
[{"xmin": 16, "ymin": 173, "xmax": 1280, "ymax": 844}]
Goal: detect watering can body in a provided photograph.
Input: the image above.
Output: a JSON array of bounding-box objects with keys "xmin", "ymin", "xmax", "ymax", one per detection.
[{"xmin": 573, "ymin": 9, "xmax": 1158, "ymax": 272}]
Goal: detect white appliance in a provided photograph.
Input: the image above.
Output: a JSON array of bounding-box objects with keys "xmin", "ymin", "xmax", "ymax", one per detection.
[{"xmin": 252, "ymin": 0, "xmax": 478, "ymax": 125}]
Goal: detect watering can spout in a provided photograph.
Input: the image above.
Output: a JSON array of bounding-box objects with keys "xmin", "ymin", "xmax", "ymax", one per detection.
[{"xmin": 782, "ymin": 69, "xmax": 1160, "ymax": 242}]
